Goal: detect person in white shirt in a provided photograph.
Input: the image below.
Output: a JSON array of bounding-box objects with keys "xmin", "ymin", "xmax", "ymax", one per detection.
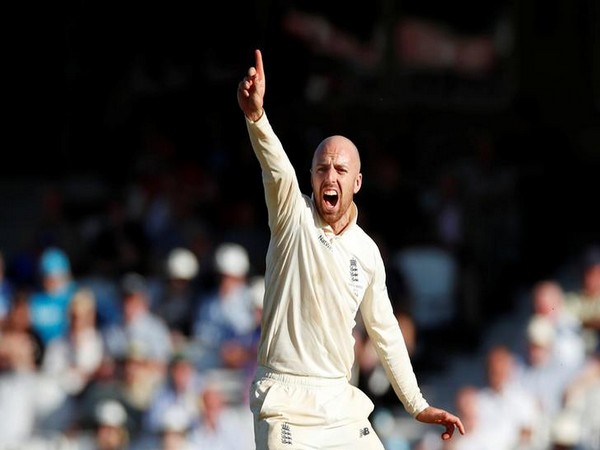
[
  {"xmin": 528, "ymin": 280, "xmax": 586, "ymax": 372},
  {"xmin": 102, "ymin": 272, "xmax": 174, "ymax": 372},
  {"xmin": 237, "ymin": 48, "xmax": 465, "ymax": 450},
  {"xmin": 42, "ymin": 287, "xmax": 105, "ymax": 396},
  {"xmin": 188, "ymin": 382, "xmax": 254, "ymax": 450},
  {"xmin": 476, "ymin": 345, "xmax": 540, "ymax": 450}
]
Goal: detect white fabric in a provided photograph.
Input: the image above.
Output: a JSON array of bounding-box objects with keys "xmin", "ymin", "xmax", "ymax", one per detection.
[
  {"xmin": 246, "ymin": 113, "xmax": 428, "ymax": 418},
  {"xmin": 250, "ymin": 366, "xmax": 385, "ymax": 450}
]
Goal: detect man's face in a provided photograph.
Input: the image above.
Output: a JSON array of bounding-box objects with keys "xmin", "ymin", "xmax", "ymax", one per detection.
[{"xmin": 310, "ymin": 136, "xmax": 362, "ymax": 228}]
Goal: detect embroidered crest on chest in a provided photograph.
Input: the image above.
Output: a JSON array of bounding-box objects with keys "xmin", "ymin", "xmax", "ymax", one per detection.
[{"xmin": 349, "ymin": 257, "xmax": 363, "ymax": 297}]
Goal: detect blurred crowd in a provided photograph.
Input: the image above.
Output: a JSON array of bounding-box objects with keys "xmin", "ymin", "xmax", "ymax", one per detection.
[
  {"xmin": 0, "ymin": 241, "xmax": 260, "ymax": 450},
  {"xmin": 0, "ymin": 161, "xmax": 598, "ymax": 450},
  {"xmin": 2, "ymin": 1, "xmax": 596, "ymax": 449},
  {"xmin": 5, "ymin": 65, "xmax": 600, "ymax": 450},
  {"xmin": 349, "ymin": 245, "xmax": 600, "ymax": 450},
  {"xmin": 0, "ymin": 188, "xmax": 598, "ymax": 450},
  {"xmin": 408, "ymin": 247, "xmax": 600, "ymax": 450}
]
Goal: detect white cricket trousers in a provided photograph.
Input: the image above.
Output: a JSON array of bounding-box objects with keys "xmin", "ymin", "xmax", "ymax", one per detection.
[{"xmin": 250, "ymin": 366, "xmax": 385, "ymax": 450}]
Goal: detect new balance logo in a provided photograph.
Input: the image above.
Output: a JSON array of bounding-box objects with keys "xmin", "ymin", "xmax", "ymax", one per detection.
[
  {"xmin": 281, "ymin": 423, "xmax": 292, "ymax": 445},
  {"xmin": 359, "ymin": 427, "xmax": 370, "ymax": 437}
]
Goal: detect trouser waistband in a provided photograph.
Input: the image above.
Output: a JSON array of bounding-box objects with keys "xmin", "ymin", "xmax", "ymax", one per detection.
[{"xmin": 255, "ymin": 365, "xmax": 348, "ymax": 387}]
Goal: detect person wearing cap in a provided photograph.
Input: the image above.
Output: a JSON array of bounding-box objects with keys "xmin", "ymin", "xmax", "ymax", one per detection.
[
  {"xmin": 94, "ymin": 400, "xmax": 130, "ymax": 450},
  {"xmin": 28, "ymin": 246, "xmax": 78, "ymax": 346},
  {"xmin": 548, "ymin": 411, "xmax": 583, "ymax": 450},
  {"xmin": 68, "ymin": 399, "xmax": 130, "ymax": 450},
  {"xmin": 237, "ymin": 49, "xmax": 463, "ymax": 449},
  {"xmin": 138, "ymin": 404, "xmax": 197, "ymax": 450},
  {"xmin": 153, "ymin": 247, "xmax": 200, "ymax": 341},
  {"xmin": 190, "ymin": 242, "xmax": 256, "ymax": 372}
]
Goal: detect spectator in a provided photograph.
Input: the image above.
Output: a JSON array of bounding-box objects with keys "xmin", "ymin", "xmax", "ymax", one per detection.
[
  {"xmin": 563, "ymin": 344, "xmax": 600, "ymax": 410},
  {"xmin": 562, "ymin": 343, "xmax": 600, "ymax": 450},
  {"xmin": 35, "ymin": 287, "xmax": 105, "ymax": 433},
  {"xmin": 446, "ymin": 385, "xmax": 489, "ymax": 450},
  {"xmin": 190, "ymin": 242, "xmax": 255, "ymax": 371},
  {"xmin": 75, "ymin": 354, "xmax": 122, "ymax": 433},
  {"xmin": 41, "ymin": 287, "xmax": 105, "ymax": 396},
  {"xmin": 28, "ymin": 246, "xmax": 78, "ymax": 347},
  {"xmin": 94, "ymin": 399, "xmax": 131, "ymax": 450},
  {"xmin": 152, "ymin": 247, "xmax": 200, "ymax": 344},
  {"xmin": 564, "ymin": 245, "xmax": 600, "ymax": 355},
  {"xmin": 1, "ymin": 289, "xmax": 45, "ymax": 367},
  {"xmin": 79, "ymin": 342, "xmax": 164, "ymax": 444},
  {"xmin": 135, "ymin": 404, "xmax": 197, "ymax": 450},
  {"xmin": 0, "ymin": 330, "xmax": 40, "ymax": 446},
  {"xmin": 518, "ymin": 314, "xmax": 578, "ymax": 408},
  {"xmin": 512, "ymin": 315, "xmax": 579, "ymax": 448},
  {"xmin": 477, "ymin": 345, "xmax": 539, "ymax": 450},
  {"xmin": 524, "ymin": 280, "xmax": 586, "ymax": 373},
  {"xmin": 156, "ymin": 406, "xmax": 196, "ymax": 450},
  {"xmin": 415, "ymin": 385, "xmax": 491, "ymax": 450},
  {"xmin": 68, "ymin": 399, "xmax": 130, "ymax": 450},
  {"xmin": 188, "ymin": 381, "xmax": 254, "ymax": 450},
  {"xmin": 144, "ymin": 352, "xmax": 203, "ymax": 434},
  {"xmin": 0, "ymin": 328, "xmax": 66, "ymax": 446},
  {"xmin": 103, "ymin": 272, "xmax": 174, "ymax": 373}
]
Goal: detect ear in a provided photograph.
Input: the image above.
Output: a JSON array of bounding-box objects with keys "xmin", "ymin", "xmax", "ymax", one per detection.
[{"xmin": 354, "ymin": 173, "xmax": 363, "ymax": 194}]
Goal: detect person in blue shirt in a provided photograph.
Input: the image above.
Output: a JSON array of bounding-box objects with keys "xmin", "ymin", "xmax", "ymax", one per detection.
[{"xmin": 28, "ymin": 247, "xmax": 78, "ymax": 346}]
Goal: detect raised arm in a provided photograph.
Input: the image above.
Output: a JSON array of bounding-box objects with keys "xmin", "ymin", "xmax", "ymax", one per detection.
[{"xmin": 237, "ymin": 49, "xmax": 265, "ymax": 123}]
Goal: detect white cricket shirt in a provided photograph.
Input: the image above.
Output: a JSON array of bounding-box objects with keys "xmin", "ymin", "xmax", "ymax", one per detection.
[{"xmin": 246, "ymin": 113, "xmax": 429, "ymax": 417}]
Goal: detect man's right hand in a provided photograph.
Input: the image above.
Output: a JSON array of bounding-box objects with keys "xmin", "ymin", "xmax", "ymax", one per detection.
[{"xmin": 237, "ymin": 49, "xmax": 265, "ymax": 122}]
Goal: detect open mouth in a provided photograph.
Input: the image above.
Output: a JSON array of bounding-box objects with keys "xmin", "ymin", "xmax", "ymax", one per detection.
[{"xmin": 323, "ymin": 190, "xmax": 339, "ymax": 208}]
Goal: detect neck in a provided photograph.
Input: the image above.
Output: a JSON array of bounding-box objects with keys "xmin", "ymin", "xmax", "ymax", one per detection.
[{"xmin": 330, "ymin": 217, "xmax": 351, "ymax": 235}]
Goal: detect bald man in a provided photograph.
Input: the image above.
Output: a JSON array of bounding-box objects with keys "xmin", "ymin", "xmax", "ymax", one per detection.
[{"xmin": 237, "ymin": 49, "xmax": 465, "ymax": 450}]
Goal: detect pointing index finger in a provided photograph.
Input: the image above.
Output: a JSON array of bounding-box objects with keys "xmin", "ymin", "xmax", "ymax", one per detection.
[{"xmin": 255, "ymin": 49, "xmax": 264, "ymax": 81}]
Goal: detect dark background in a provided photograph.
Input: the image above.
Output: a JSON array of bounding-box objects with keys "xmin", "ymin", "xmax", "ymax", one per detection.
[{"xmin": 4, "ymin": 0, "xmax": 600, "ymax": 328}]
